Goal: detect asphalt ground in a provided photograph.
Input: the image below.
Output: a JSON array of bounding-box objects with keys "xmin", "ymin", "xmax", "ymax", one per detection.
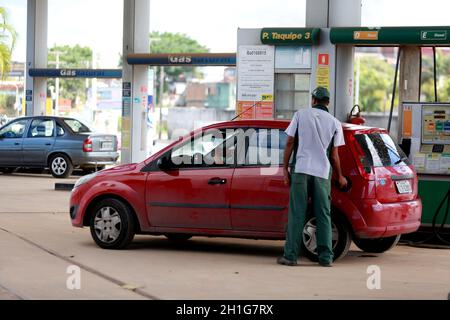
[{"xmin": 0, "ymin": 172, "xmax": 449, "ymax": 300}]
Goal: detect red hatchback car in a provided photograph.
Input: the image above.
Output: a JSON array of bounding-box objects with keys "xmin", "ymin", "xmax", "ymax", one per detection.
[{"xmin": 70, "ymin": 120, "xmax": 422, "ymax": 261}]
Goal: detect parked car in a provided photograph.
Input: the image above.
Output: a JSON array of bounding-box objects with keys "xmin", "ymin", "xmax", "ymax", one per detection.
[
  {"xmin": 0, "ymin": 116, "xmax": 119, "ymax": 178},
  {"xmin": 70, "ymin": 120, "xmax": 422, "ymax": 261}
]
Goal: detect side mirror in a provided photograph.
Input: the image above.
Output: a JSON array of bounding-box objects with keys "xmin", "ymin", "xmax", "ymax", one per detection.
[{"xmin": 157, "ymin": 155, "xmax": 172, "ymax": 170}]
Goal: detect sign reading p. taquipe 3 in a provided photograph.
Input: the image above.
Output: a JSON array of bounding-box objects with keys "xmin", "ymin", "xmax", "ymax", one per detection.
[{"xmin": 260, "ymin": 28, "xmax": 321, "ymax": 45}]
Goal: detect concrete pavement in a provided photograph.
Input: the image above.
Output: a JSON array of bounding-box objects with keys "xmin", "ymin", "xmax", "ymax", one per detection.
[{"xmin": 0, "ymin": 172, "xmax": 449, "ymax": 300}]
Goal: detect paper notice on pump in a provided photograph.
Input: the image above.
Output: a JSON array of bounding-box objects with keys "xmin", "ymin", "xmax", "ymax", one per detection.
[
  {"xmin": 413, "ymin": 153, "xmax": 426, "ymax": 171},
  {"xmin": 440, "ymin": 154, "xmax": 450, "ymax": 172},
  {"xmin": 426, "ymin": 154, "xmax": 441, "ymax": 172}
]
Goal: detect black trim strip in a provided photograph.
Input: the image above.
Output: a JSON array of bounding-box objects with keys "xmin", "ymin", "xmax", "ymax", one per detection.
[
  {"xmin": 231, "ymin": 205, "xmax": 285, "ymax": 211},
  {"xmin": 148, "ymin": 202, "xmax": 285, "ymax": 211},
  {"xmin": 149, "ymin": 202, "xmax": 228, "ymax": 209}
]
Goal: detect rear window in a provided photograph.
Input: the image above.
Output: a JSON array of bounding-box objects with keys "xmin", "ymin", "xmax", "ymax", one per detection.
[
  {"xmin": 63, "ymin": 119, "xmax": 91, "ymax": 133},
  {"xmin": 354, "ymin": 133, "xmax": 410, "ymax": 168}
]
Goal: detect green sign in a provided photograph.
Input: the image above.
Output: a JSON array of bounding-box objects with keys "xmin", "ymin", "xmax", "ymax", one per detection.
[
  {"xmin": 421, "ymin": 30, "xmax": 447, "ymax": 41},
  {"xmin": 261, "ymin": 28, "xmax": 320, "ymax": 45},
  {"xmin": 330, "ymin": 26, "xmax": 450, "ymax": 45}
]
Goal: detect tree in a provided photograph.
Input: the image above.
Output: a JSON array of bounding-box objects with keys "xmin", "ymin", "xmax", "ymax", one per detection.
[
  {"xmin": 48, "ymin": 44, "xmax": 93, "ymax": 107},
  {"xmin": 150, "ymin": 31, "xmax": 209, "ymax": 99},
  {"xmin": 356, "ymin": 55, "xmax": 395, "ymax": 113},
  {"xmin": 0, "ymin": 6, "xmax": 17, "ymax": 78},
  {"xmin": 420, "ymin": 50, "xmax": 450, "ymax": 103}
]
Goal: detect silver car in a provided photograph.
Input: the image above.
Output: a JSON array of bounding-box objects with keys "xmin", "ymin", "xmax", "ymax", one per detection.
[{"xmin": 0, "ymin": 116, "xmax": 119, "ymax": 178}]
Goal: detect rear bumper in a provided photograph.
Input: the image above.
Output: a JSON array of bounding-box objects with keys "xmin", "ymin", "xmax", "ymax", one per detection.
[
  {"xmin": 353, "ymin": 198, "xmax": 422, "ymax": 238},
  {"xmin": 76, "ymin": 151, "xmax": 119, "ymax": 166}
]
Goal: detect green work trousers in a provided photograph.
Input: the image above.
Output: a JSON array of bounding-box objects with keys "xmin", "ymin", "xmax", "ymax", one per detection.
[{"xmin": 283, "ymin": 172, "xmax": 334, "ymax": 264}]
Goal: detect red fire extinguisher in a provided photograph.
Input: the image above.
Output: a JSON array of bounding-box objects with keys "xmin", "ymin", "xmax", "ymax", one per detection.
[{"xmin": 347, "ymin": 104, "xmax": 366, "ymax": 125}]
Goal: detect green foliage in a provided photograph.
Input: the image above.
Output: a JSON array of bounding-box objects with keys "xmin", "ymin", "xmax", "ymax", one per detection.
[
  {"xmin": 48, "ymin": 44, "xmax": 93, "ymax": 106},
  {"xmin": 0, "ymin": 94, "xmax": 15, "ymax": 116},
  {"xmin": 357, "ymin": 51, "xmax": 450, "ymax": 114},
  {"xmin": 420, "ymin": 50, "xmax": 450, "ymax": 102},
  {"xmin": 150, "ymin": 31, "xmax": 209, "ymax": 100},
  {"xmin": 0, "ymin": 7, "xmax": 17, "ymax": 78},
  {"xmin": 356, "ymin": 55, "xmax": 395, "ymax": 113}
]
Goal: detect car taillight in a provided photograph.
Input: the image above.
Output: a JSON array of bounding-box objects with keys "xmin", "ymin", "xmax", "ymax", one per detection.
[{"xmin": 83, "ymin": 138, "xmax": 93, "ymax": 152}]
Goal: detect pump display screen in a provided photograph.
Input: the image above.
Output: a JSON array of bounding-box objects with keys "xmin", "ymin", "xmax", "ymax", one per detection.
[{"xmin": 421, "ymin": 105, "xmax": 450, "ymax": 144}]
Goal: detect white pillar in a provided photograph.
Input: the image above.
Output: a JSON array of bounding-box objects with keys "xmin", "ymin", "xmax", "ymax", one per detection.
[
  {"xmin": 306, "ymin": 0, "xmax": 361, "ymax": 121},
  {"xmin": 25, "ymin": 0, "xmax": 48, "ymax": 116},
  {"xmin": 122, "ymin": 0, "xmax": 150, "ymax": 164}
]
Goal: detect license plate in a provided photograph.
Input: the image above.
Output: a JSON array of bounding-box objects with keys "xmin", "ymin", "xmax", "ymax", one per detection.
[
  {"xmin": 395, "ymin": 180, "xmax": 412, "ymax": 194},
  {"xmin": 101, "ymin": 141, "xmax": 113, "ymax": 150}
]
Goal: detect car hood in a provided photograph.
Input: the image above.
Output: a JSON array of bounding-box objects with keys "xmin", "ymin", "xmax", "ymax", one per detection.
[{"xmin": 101, "ymin": 163, "xmax": 137, "ymax": 174}]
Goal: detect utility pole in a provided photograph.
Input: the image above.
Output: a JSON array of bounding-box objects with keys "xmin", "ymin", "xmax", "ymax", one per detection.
[
  {"xmin": 158, "ymin": 66, "xmax": 164, "ymax": 140},
  {"xmin": 48, "ymin": 50, "xmax": 62, "ymax": 115},
  {"xmin": 55, "ymin": 50, "xmax": 60, "ymax": 115}
]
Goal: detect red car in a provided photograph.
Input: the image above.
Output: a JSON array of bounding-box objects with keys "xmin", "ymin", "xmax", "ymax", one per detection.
[{"xmin": 70, "ymin": 120, "xmax": 422, "ymax": 261}]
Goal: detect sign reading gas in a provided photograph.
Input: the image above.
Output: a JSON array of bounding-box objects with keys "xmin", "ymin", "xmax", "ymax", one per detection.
[
  {"xmin": 260, "ymin": 28, "xmax": 320, "ymax": 45},
  {"xmin": 60, "ymin": 69, "xmax": 77, "ymax": 77},
  {"xmin": 168, "ymin": 55, "xmax": 192, "ymax": 64}
]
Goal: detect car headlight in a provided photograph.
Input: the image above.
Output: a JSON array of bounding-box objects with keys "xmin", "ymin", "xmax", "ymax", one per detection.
[{"xmin": 74, "ymin": 172, "xmax": 98, "ymax": 189}]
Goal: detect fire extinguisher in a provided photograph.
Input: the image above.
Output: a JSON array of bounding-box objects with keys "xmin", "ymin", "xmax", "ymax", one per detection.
[{"xmin": 347, "ymin": 104, "xmax": 366, "ymax": 125}]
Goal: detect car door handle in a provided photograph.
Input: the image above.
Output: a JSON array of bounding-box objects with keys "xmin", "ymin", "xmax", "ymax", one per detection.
[
  {"xmin": 208, "ymin": 177, "xmax": 227, "ymax": 185},
  {"xmin": 45, "ymin": 143, "xmax": 52, "ymax": 146},
  {"xmin": 14, "ymin": 142, "xmax": 20, "ymax": 146}
]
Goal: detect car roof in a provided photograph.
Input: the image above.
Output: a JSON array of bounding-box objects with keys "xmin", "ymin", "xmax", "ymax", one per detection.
[
  {"xmin": 12, "ymin": 116, "xmax": 76, "ymax": 121},
  {"xmin": 201, "ymin": 119, "xmax": 387, "ymax": 133}
]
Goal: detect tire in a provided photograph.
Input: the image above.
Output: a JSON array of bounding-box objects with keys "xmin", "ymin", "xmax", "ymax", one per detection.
[
  {"xmin": 165, "ymin": 234, "xmax": 192, "ymax": 241},
  {"xmin": 49, "ymin": 154, "xmax": 73, "ymax": 178},
  {"xmin": 0, "ymin": 167, "xmax": 15, "ymax": 174},
  {"xmin": 353, "ymin": 235, "xmax": 400, "ymax": 253},
  {"xmin": 89, "ymin": 198, "xmax": 135, "ymax": 249},
  {"xmin": 301, "ymin": 214, "xmax": 352, "ymax": 262}
]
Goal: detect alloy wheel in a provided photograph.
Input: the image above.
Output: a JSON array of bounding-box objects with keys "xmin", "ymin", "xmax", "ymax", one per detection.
[
  {"xmin": 93, "ymin": 207, "xmax": 122, "ymax": 243},
  {"xmin": 302, "ymin": 217, "xmax": 339, "ymax": 255}
]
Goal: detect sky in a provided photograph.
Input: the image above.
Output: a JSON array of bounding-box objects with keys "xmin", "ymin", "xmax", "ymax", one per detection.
[{"xmin": 2, "ymin": 0, "xmax": 450, "ymax": 70}]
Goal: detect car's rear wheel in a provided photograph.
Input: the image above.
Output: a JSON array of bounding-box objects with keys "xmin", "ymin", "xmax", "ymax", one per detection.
[
  {"xmin": 301, "ymin": 215, "xmax": 352, "ymax": 262},
  {"xmin": 89, "ymin": 198, "xmax": 135, "ymax": 249},
  {"xmin": 49, "ymin": 154, "xmax": 73, "ymax": 178},
  {"xmin": 165, "ymin": 234, "xmax": 192, "ymax": 241},
  {"xmin": 353, "ymin": 235, "xmax": 400, "ymax": 253},
  {"xmin": 0, "ymin": 167, "xmax": 15, "ymax": 174}
]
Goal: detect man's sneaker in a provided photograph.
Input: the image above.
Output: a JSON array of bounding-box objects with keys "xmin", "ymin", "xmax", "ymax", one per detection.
[
  {"xmin": 318, "ymin": 261, "xmax": 333, "ymax": 267},
  {"xmin": 276, "ymin": 256, "xmax": 297, "ymax": 266}
]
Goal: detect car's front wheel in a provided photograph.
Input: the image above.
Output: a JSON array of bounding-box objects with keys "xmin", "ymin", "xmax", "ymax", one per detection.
[
  {"xmin": 89, "ymin": 198, "xmax": 135, "ymax": 249},
  {"xmin": 301, "ymin": 214, "xmax": 352, "ymax": 262},
  {"xmin": 353, "ymin": 235, "xmax": 400, "ymax": 253},
  {"xmin": 49, "ymin": 154, "xmax": 73, "ymax": 178}
]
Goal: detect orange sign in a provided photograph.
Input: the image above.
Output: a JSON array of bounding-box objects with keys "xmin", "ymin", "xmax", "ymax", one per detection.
[
  {"xmin": 402, "ymin": 105, "xmax": 412, "ymax": 138},
  {"xmin": 236, "ymin": 101, "xmax": 274, "ymax": 120},
  {"xmin": 353, "ymin": 31, "xmax": 379, "ymax": 41}
]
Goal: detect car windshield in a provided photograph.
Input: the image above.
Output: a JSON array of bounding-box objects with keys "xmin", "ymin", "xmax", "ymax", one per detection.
[
  {"xmin": 63, "ymin": 119, "xmax": 91, "ymax": 133},
  {"xmin": 354, "ymin": 132, "xmax": 410, "ymax": 168}
]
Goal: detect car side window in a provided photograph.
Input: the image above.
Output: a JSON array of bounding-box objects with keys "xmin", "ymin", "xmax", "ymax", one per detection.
[
  {"xmin": 170, "ymin": 129, "xmax": 238, "ymax": 168},
  {"xmin": 27, "ymin": 119, "xmax": 55, "ymax": 138},
  {"xmin": 0, "ymin": 119, "xmax": 28, "ymax": 138},
  {"xmin": 244, "ymin": 128, "xmax": 288, "ymax": 166},
  {"xmin": 56, "ymin": 125, "xmax": 65, "ymax": 136}
]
